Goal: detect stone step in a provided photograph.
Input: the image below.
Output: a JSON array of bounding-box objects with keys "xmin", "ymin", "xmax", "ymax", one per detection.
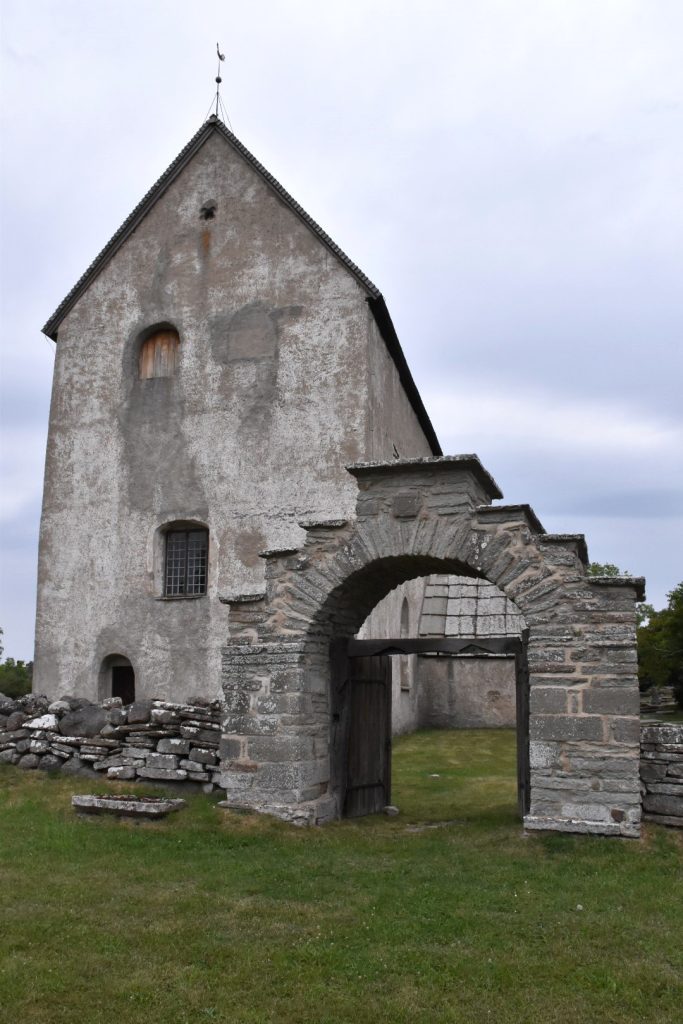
[
  {"xmin": 538, "ymin": 534, "xmax": 589, "ymax": 566},
  {"xmin": 475, "ymin": 503, "xmax": 545, "ymax": 534}
]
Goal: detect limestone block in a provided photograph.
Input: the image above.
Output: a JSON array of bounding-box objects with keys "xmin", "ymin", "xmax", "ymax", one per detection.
[
  {"xmin": 59, "ymin": 706, "xmax": 107, "ymax": 738},
  {"xmin": 25, "ymin": 714, "xmax": 60, "ymax": 731},
  {"xmin": 646, "ymin": 782, "xmax": 683, "ymax": 796},
  {"xmin": 157, "ymin": 737, "xmax": 191, "ymax": 755},
  {"xmin": 61, "ymin": 756, "xmax": 98, "ymax": 778},
  {"xmin": 246, "ymin": 735, "xmax": 315, "ymax": 762},
  {"xmin": 642, "ymin": 793, "xmax": 683, "ymax": 817},
  {"xmin": 639, "ymin": 762, "xmax": 668, "ymax": 782},
  {"xmin": 2, "ymin": 728, "xmax": 28, "ymax": 743},
  {"xmin": 185, "ymin": 747, "xmax": 217, "ymax": 765},
  {"xmin": 610, "ymin": 718, "xmax": 640, "ymax": 744},
  {"xmin": 93, "ymin": 756, "xmax": 144, "ymax": 771},
  {"xmin": 122, "ymin": 744, "xmax": 155, "ymax": 758},
  {"xmin": 127, "ymin": 702, "xmax": 154, "ymax": 724},
  {"xmin": 530, "ymin": 715, "xmax": 604, "ymax": 743},
  {"xmin": 583, "ymin": 689, "xmax": 640, "ymax": 716},
  {"xmin": 180, "ymin": 724, "xmax": 221, "ymax": 745},
  {"xmin": 219, "ymin": 716, "xmax": 278, "ymax": 737},
  {"xmin": 218, "ymin": 737, "xmax": 242, "ymax": 760},
  {"xmin": 48, "ymin": 700, "xmax": 71, "ymax": 715},
  {"xmin": 48, "ymin": 747, "xmax": 71, "ymax": 759},
  {"xmin": 18, "ymin": 753, "xmax": 40, "ymax": 769},
  {"xmin": 0, "ymin": 749, "xmax": 20, "ymax": 764},
  {"xmin": 137, "ymin": 767, "xmax": 188, "ymax": 780},
  {"xmin": 529, "ymin": 742, "xmax": 558, "ymax": 769},
  {"xmin": 561, "ymin": 802, "xmax": 612, "ymax": 823},
  {"xmin": 37, "ymin": 754, "xmax": 63, "ymax": 772},
  {"xmin": 146, "ymin": 753, "xmax": 180, "ymax": 770},
  {"xmin": 641, "ymin": 724, "xmax": 683, "ymax": 744},
  {"xmin": 530, "ymin": 688, "xmax": 568, "ymax": 714},
  {"xmin": 107, "ymin": 766, "xmax": 137, "ymax": 780},
  {"xmin": 149, "ymin": 709, "xmax": 174, "ymax": 724}
]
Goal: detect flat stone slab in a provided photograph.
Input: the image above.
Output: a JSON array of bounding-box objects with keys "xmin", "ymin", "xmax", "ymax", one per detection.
[{"xmin": 72, "ymin": 794, "xmax": 186, "ymax": 819}]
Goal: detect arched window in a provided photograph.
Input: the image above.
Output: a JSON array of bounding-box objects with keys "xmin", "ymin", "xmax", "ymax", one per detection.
[
  {"xmin": 399, "ymin": 597, "xmax": 411, "ymax": 692},
  {"xmin": 400, "ymin": 597, "xmax": 410, "ymax": 638},
  {"xmin": 139, "ymin": 327, "xmax": 180, "ymax": 379},
  {"xmin": 164, "ymin": 526, "xmax": 208, "ymax": 597}
]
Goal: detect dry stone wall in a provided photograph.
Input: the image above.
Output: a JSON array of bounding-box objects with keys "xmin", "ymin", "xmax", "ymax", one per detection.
[
  {"xmin": 0, "ymin": 693, "xmax": 223, "ymax": 790},
  {"xmin": 640, "ymin": 723, "xmax": 683, "ymax": 828}
]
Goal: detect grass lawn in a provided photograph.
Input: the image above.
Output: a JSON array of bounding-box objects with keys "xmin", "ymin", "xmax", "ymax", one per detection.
[{"xmin": 1, "ymin": 729, "xmax": 681, "ymax": 1024}]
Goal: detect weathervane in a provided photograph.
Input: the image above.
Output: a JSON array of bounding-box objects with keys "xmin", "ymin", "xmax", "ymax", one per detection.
[{"xmin": 206, "ymin": 43, "xmax": 232, "ymax": 127}]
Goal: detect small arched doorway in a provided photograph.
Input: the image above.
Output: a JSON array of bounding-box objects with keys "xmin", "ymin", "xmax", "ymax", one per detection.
[{"xmin": 99, "ymin": 654, "xmax": 135, "ymax": 704}]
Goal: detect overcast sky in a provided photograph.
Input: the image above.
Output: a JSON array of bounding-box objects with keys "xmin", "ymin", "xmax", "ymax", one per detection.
[{"xmin": 1, "ymin": 0, "xmax": 682, "ymax": 661}]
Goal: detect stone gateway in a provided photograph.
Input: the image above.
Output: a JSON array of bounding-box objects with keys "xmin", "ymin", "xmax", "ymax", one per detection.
[{"xmin": 32, "ymin": 116, "xmax": 645, "ymax": 835}]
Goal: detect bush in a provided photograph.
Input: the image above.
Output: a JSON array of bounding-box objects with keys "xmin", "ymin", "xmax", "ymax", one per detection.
[
  {"xmin": 0, "ymin": 658, "xmax": 33, "ymax": 699},
  {"xmin": 637, "ymin": 583, "xmax": 683, "ymax": 708}
]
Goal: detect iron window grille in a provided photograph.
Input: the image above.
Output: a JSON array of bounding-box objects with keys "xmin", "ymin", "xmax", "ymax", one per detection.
[{"xmin": 164, "ymin": 529, "xmax": 208, "ymax": 597}]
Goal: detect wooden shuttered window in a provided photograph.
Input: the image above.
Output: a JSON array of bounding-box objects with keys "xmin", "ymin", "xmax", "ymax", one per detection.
[{"xmin": 139, "ymin": 329, "xmax": 180, "ymax": 379}]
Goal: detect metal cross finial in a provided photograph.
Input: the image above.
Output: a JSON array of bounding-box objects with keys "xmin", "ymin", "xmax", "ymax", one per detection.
[{"xmin": 215, "ymin": 43, "xmax": 226, "ymax": 119}]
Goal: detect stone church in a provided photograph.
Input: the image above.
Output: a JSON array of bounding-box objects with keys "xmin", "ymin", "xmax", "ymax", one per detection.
[{"xmin": 34, "ymin": 117, "xmax": 644, "ymax": 835}]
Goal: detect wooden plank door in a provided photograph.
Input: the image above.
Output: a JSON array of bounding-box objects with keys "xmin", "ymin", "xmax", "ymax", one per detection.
[
  {"xmin": 515, "ymin": 644, "xmax": 531, "ymax": 816},
  {"xmin": 344, "ymin": 655, "xmax": 392, "ymax": 818}
]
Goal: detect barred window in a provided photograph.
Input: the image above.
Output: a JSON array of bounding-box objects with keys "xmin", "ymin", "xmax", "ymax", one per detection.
[{"xmin": 164, "ymin": 529, "xmax": 208, "ymax": 597}]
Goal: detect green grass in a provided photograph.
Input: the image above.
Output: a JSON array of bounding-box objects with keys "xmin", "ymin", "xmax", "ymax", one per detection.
[{"xmin": 1, "ymin": 729, "xmax": 681, "ymax": 1024}]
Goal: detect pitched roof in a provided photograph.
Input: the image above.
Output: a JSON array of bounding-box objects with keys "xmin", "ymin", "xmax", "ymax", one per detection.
[
  {"xmin": 419, "ymin": 576, "xmax": 526, "ymax": 638},
  {"xmin": 43, "ymin": 116, "xmax": 441, "ymax": 455}
]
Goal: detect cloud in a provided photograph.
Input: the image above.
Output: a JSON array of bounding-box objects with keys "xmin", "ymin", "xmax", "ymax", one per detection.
[
  {"xmin": 0, "ymin": 426, "xmax": 47, "ymax": 524},
  {"xmin": 427, "ymin": 384, "xmax": 682, "ymax": 457}
]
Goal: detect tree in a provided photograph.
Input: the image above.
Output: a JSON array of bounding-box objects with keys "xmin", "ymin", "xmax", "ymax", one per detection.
[
  {"xmin": 587, "ymin": 562, "xmax": 627, "ymax": 578},
  {"xmin": 588, "ymin": 562, "xmax": 652, "ymax": 627},
  {"xmin": 637, "ymin": 583, "xmax": 683, "ymax": 707},
  {"xmin": 0, "ymin": 657, "xmax": 33, "ymax": 699}
]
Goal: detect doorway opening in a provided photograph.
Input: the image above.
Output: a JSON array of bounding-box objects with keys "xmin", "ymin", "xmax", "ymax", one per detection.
[
  {"xmin": 330, "ymin": 577, "xmax": 529, "ymax": 821},
  {"xmin": 99, "ymin": 654, "xmax": 135, "ymax": 704}
]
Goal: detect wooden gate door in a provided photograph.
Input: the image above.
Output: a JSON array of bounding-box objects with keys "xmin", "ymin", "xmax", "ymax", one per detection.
[
  {"xmin": 343, "ymin": 654, "xmax": 392, "ymax": 818},
  {"xmin": 515, "ymin": 639, "xmax": 531, "ymax": 816}
]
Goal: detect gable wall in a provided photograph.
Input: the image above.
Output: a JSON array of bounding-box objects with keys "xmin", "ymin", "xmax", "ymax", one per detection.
[{"xmin": 34, "ymin": 132, "xmax": 433, "ymax": 701}]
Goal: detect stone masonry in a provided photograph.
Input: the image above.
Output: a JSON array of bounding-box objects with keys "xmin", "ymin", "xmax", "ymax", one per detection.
[
  {"xmin": 640, "ymin": 723, "xmax": 683, "ymax": 828},
  {"xmin": 218, "ymin": 455, "xmax": 645, "ymax": 836}
]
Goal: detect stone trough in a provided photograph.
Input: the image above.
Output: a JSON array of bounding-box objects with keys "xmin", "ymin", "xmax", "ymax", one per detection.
[{"xmin": 72, "ymin": 794, "xmax": 186, "ymax": 820}]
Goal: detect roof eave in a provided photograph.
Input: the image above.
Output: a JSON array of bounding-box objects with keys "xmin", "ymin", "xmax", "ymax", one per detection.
[{"xmin": 367, "ymin": 295, "xmax": 442, "ymax": 456}]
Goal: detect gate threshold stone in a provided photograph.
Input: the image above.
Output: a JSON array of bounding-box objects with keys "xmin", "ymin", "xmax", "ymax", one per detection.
[{"xmin": 72, "ymin": 794, "xmax": 186, "ymax": 819}]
